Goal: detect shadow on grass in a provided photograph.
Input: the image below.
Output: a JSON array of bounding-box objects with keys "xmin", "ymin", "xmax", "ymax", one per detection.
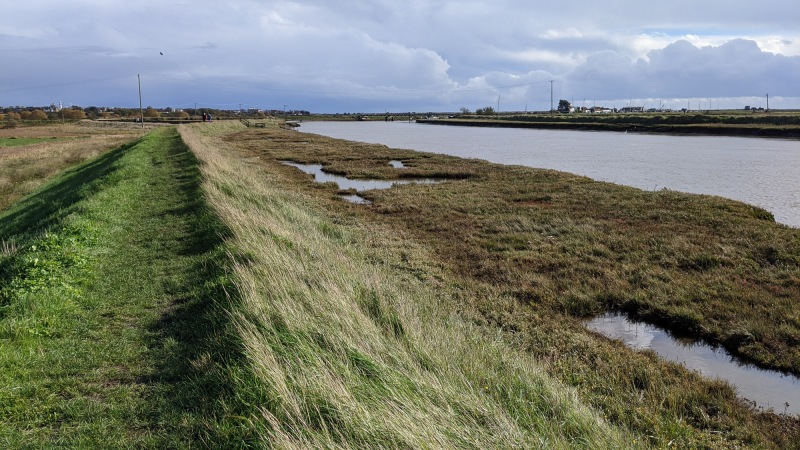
[
  {"xmin": 141, "ymin": 131, "xmax": 257, "ymax": 446},
  {"xmin": 0, "ymin": 131, "xmax": 257, "ymax": 445},
  {"xmin": 0, "ymin": 139, "xmax": 140, "ymax": 313},
  {"xmin": 0, "ymin": 138, "xmax": 139, "ymax": 237}
]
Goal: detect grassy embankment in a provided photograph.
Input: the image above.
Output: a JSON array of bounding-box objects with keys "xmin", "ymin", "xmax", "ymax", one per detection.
[
  {"xmin": 182, "ymin": 121, "xmax": 638, "ymax": 448},
  {"xmin": 225, "ymin": 121, "xmax": 799, "ymax": 448},
  {"xmin": 0, "ymin": 127, "xmax": 251, "ymax": 446},
  {"xmin": 1, "ymin": 121, "xmax": 640, "ymax": 447},
  {"xmin": 0, "ymin": 122, "xmax": 148, "ymax": 211}
]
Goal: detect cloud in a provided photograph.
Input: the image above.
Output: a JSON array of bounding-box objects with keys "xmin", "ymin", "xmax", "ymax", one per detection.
[
  {"xmin": 1, "ymin": 1, "xmax": 799, "ymax": 110},
  {"xmin": 566, "ymin": 39, "xmax": 800, "ymax": 101}
]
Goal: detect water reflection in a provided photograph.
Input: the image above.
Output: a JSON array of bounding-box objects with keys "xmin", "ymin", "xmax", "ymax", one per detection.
[
  {"xmin": 300, "ymin": 121, "xmax": 800, "ymax": 227},
  {"xmin": 586, "ymin": 314, "xmax": 800, "ymax": 415},
  {"xmin": 281, "ymin": 161, "xmax": 441, "ymax": 203},
  {"xmin": 341, "ymin": 194, "xmax": 371, "ymax": 205}
]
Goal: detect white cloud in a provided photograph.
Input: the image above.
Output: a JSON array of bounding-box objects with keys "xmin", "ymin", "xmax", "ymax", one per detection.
[{"xmin": 567, "ymin": 39, "xmax": 800, "ymax": 102}]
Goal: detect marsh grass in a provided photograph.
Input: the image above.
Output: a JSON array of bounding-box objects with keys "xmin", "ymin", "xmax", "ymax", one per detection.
[
  {"xmin": 220, "ymin": 123, "xmax": 800, "ymax": 448},
  {"xmin": 182, "ymin": 122, "xmax": 643, "ymax": 448}
]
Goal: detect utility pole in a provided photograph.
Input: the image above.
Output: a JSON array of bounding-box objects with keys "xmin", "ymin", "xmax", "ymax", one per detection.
[
  {"xmin": 549, "ymin": 80, "xmax": 554, "ymax": 112},
  {"xmin": 497, "ymin": 94, "xmax": 500, "ymax": 113},
  {"xmin": 766, "ymin": 93, "xmax": 769, "ymax": 111},
  {"xmin": 138, "ymin": 74, "xmax": 144, "ymax": 129}
]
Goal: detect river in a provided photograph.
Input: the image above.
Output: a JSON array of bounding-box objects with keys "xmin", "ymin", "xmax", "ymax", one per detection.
[{"xmin": 299, "ymin": 121, "xmax": 800, "ymax": 228}]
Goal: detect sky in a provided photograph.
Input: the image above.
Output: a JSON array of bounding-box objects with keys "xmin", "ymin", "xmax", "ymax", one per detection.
[{"xmin": 1, "ymin": 0, "xmax": 799, "ymax": 113}]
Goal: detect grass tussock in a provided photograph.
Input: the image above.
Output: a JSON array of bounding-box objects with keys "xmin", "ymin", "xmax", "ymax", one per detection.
[{"xmin": 181, "ymin": 121, "xmax": 639, "ymax": 448}]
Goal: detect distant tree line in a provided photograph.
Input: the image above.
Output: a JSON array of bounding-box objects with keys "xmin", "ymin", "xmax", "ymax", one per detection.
[{"xmin": 0, "ymin": 105, "xmax": 307, "ymax": 127}]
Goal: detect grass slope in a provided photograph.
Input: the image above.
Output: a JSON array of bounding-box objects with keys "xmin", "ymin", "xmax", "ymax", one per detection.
[
  {"xmin": 0, "ymin": 122, "xmax": 146, "ymax": 210},
  {"xmin": 0, "ymin": 127, "xmax": 248, "ymax": 447},
  {"xmin": 181, "ymin": 122, "xmax": 638, "ymax": 448}
]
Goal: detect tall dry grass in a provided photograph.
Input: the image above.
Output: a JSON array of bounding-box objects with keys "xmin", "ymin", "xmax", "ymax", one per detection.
[{"xmin": 179, "ymin": 122, "xmax": 637, "ymax": 448}]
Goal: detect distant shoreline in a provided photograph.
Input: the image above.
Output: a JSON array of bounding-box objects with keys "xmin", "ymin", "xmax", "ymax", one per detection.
[{"xmin": 416, "ymin": 118, "xmax": 800, "ymax": 138}]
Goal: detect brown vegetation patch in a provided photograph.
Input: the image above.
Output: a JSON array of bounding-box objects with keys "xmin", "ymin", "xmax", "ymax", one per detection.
[{"xmin": 220, "ymin": 124, "xmax": 800, "ymax": 448}]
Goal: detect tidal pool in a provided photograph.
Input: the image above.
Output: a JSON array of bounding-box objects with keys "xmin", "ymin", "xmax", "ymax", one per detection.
[
  {"xmin": 388, "ymin": 160, "xmax": 406, "ymax": 168},
  {"xmin": 281, "ymin": 161, "xmax": 441, "ymax": 203},
  {"xmin": 340, "ymin": 194, "xmax": 371, "ymax": 205},
  {"xmin": 586, "ymin": 314, "xmax": 800, "ymax": 415},
  {"xmin": 301, "ymin": 121, "xmax": 800, "ymax": 227}
]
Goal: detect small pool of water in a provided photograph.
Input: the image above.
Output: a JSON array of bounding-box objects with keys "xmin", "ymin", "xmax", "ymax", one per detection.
[
  {"xmin": 389, "ymin": 160, "xmax": 406, "ymax": 169},
  {"xmin": 281, "ymin": 161, "xmax": 442, "ymax": 203},
  {"xmin": 586, "ymin": 314, "xmax": 800, "ymax": 415},
  {"xmin": 341, "ymin": 194, "xmax": 371, "ymax": 205}
]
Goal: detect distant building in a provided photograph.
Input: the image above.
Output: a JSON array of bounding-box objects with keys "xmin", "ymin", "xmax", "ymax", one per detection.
[{"xmin": 619, "ymin": 106, "xmax": 644, "ymax": 113}]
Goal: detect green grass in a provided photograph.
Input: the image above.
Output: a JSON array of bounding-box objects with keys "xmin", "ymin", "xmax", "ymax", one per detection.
[
  {"xmin": 0, "ymin": 123, "xmax": 144, "ymax": 211},
  {"xmin": 0, "ymin": 127, "xmax": 250, "ymax": 447}
]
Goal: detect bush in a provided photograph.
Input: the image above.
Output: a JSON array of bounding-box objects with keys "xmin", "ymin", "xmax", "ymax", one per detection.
[
  {"xmin": 62, "ymin": 109, "xmax": 86, "ymax": 120},
  {"xmin": 143, "ymin": 107, "xmax": 161, "ymax": 118},
  {"xmin": 30, "ymin": 110, "xmax": 49, "ymax": 120}
]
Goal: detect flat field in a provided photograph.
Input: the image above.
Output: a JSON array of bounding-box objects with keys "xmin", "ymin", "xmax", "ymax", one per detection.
[{"xmin": 0, "ymin": 122, "xmax": 149, "ymax": 210}]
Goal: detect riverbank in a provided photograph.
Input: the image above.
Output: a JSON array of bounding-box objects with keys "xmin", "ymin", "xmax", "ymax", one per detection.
[
  {"xmin": 227, "ymin": 122, "xmax": 799, "ymax": 447},
  {"xmin": 416, "ymin": 117, "xmax": 800, "ymax": 138}
]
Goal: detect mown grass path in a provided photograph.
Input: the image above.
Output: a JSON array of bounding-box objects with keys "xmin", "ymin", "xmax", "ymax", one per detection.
[{"xmin": 0, "ymin": 127, "xmax": 245, "ymax": 447}]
